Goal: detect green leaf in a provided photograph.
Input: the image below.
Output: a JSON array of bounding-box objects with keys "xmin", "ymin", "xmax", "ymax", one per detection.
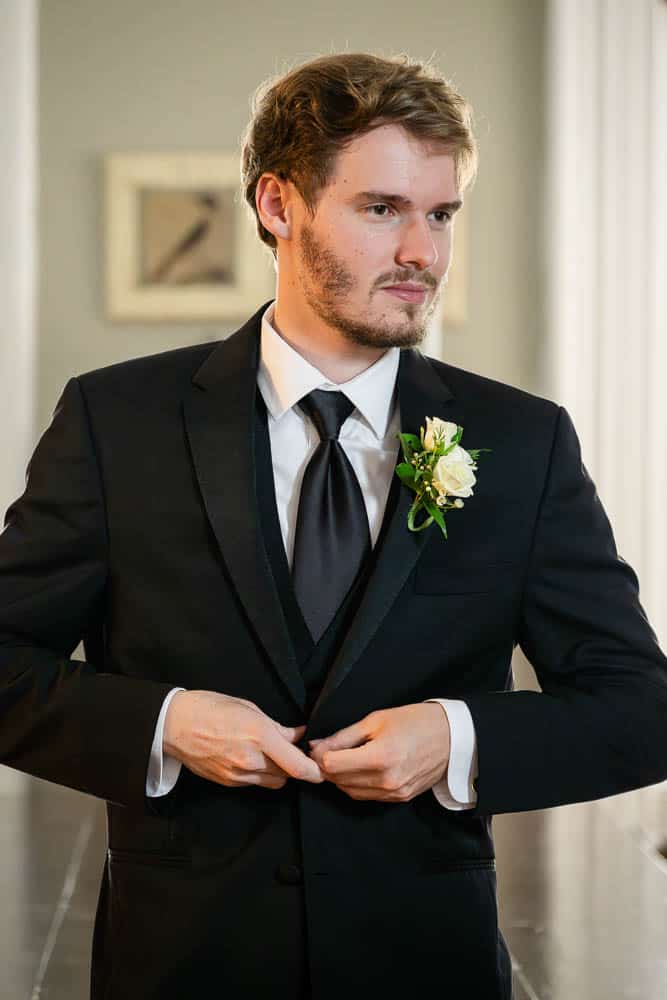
[
  {"xmin": 397, "ymin": 432, "xmax": 422, "ymax": 465},
  {"xmin": 397, "ymin": 439, "xmax": 411, "ymax": 463},
  {"xmin": 395, "ymin": 463, "xmax": 417, "ymax": 489},
  {"xmin": 423, "ymin": 498, "xmax": 448, "ymax": 539}
]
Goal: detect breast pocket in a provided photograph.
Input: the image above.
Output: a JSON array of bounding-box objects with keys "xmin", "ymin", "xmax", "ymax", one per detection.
[{"xmin": 413, "ymin": 561, "xmax": 521, "ymax": 595}]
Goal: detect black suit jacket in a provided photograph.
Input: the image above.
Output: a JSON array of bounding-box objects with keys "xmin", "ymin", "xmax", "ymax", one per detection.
[{"xmin": 1, "ymin": 299, "xmax": 666, "ymax": 998}]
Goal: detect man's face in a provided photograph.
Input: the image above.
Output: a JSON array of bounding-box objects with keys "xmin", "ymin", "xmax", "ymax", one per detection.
[{"xmin": 290, "ymin": 123, "xmax": 462, "ymax": 350}]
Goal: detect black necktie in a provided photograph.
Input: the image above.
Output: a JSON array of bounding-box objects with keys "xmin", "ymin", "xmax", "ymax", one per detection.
[{"xmin": 291, "ymin": 389, "xmax": 371, "ymax": 643}]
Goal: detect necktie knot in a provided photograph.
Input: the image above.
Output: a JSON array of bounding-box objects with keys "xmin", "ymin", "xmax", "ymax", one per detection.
[{"xmin": 298, "ymin": 389, "xmax": 355, "ymax": 442}]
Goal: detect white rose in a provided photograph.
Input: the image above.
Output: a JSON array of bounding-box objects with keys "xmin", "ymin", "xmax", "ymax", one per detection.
[
  {"xmin": 433, "ymin": 445, "xmax": 477, "ymax": 498},
  {"xmin": 423, "ymin": 416, "xmax": 458, "ymax": 452}
]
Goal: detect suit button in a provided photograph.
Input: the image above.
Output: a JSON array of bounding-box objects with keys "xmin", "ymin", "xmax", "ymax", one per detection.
[{"xmin": 274, "ymin": 862, "xmax": 303, "ymax": 885}]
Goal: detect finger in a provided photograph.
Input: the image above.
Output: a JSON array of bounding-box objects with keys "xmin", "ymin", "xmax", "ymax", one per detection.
[
  {"xmin": 228, "ymin": 771, "xmax": 288, "ymax": 789},
  {"xmin": 320, "ymin": 769, "xmax": 380, "ymax": 788},
  {"xmin": 274, "ymin": 722, "xmax": 307, "ymax": 743},
  {"xmin": 337, "ymin": 784, "xmax": 380, "ymax": 800},
  {"xmin": 308, "ymin": 717, "xmax": 373, "ymax": 753},
  {"xmin": 263, "ymin": 725, "xmax": 323, "ymax": 783},
  {"xmin": 252, "ymin": 758, "xmax": 288, "ymax": 778},
  {"xmin": 336, "ymin": 782, "xmax": 412, "ymax": 802},
  {"xmin": 247, "ymin": 771, "xmax": 289, "ymax": 789},
  {"xmin": 319, "ymin": 742, "xmax": 379, "ymax": 776}
]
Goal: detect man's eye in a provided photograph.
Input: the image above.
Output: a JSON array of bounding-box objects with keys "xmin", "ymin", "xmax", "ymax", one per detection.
[{"xmin": 365, "ymin": 205, "xmax": 452, "ymax": 223}]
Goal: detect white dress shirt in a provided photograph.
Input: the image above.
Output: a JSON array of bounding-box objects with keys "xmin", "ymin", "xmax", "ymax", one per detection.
[{"xmin": 146, "ymin": 301, "xmax": 478, "ymax": 809}]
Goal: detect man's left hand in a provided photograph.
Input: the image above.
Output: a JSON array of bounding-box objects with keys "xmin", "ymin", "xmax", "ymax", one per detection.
[{"xmin": 308, "ymin": 703, "xmax": 450, "ymax": 802}]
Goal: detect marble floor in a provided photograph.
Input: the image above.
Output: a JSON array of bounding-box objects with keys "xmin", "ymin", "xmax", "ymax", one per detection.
[{"xmin": 0, "ymin": 768, "xmax": 666, "ymax": 1000}]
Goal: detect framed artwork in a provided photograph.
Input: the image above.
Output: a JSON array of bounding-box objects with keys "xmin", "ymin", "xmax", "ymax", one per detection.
[{"xmin": 104, "ymin": 153, "xmax": 275, "ymax": 321}]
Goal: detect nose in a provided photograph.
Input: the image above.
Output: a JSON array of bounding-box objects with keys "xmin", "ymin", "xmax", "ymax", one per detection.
[{"xmin": 395, "ymin": 215, "xmax": 439, "ymax": 271}]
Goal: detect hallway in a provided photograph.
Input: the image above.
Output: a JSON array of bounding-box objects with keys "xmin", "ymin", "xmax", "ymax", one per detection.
[
  {"xmin": 1, "ymin": 4, "xmax": 666, "ymax": 999},
  {"xmin": 1, "ymin": 771, "xmax": 665, "ymax": 999}
]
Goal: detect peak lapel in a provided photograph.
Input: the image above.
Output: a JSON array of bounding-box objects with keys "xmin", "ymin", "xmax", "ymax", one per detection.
[
  {"xmin": 182, "ymin": 302, "xmax": 306, "ymax": 711},
  {"xmin": 310, "ymin": 346, "xmax": 461, "ymax": 720}
]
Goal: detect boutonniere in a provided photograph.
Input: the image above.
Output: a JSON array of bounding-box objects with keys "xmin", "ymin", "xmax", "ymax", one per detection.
[{"xmin": 395, "ymin": 416, "xmax": 492, "ymax": 538}]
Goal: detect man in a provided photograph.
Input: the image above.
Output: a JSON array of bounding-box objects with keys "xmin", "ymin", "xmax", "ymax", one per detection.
[{"xmin": 1, "ymin": 52, "xmax": 666, "ymax": 999}]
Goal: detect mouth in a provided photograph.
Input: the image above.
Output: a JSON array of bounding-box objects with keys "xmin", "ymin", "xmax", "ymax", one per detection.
[{"xmin": 382, "ymin": 285, "xmax": 429, "ymax": 303}]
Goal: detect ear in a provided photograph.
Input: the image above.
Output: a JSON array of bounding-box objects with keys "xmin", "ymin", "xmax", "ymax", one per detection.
[{"xmin": 256, "ymin": 173, "xmax": 294, "ymax": 245}]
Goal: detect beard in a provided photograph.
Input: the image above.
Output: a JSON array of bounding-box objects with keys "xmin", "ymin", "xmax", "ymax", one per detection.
[{"xmin": 297, "ymin": 222, "xmax": 443, "ymax": 350}]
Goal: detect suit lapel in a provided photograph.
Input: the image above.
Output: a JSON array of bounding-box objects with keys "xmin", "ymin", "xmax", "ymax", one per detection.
[
  {"xmin": 309, "ymin": 345, "xmax": 460, "ymax": 720},
  {"xmin": 182, "ymin": 302, "xmax": 307, "ymax": 711},
  {"xmin": 182, "ymin": 300, "xmax": 461, "ymax": 720}
]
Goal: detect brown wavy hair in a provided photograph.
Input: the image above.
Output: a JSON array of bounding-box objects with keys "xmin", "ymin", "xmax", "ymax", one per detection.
[{"xmin": 239, "ymin": 52, "xmax": 478, "ymax": 260}]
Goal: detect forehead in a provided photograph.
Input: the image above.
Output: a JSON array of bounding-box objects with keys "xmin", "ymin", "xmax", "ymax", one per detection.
[{"xmin": 327, "ymin": 123, "xmax": 458, "ymax": 197}]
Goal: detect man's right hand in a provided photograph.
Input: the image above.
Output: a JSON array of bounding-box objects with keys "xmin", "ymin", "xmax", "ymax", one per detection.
[{"xmin": 162, "ymin": 690, "xmax": 323, "ymax": 789}]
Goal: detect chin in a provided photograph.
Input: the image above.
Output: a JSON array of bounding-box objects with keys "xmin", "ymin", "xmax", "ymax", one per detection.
[{"xmin": 349, "ymin": 325, "xmax": 427, "ymax": 350}]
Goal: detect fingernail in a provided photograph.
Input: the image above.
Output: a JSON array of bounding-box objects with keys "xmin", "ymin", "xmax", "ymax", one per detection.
[{"xmin": 309, "ymin": 739, "xmax": 322, "ymax": 746}]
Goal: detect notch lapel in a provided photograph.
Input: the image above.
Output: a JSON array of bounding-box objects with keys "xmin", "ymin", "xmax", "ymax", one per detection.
[
  {"xmin": 182, "ymin": 302, "xmax": 307, "ymax": 711},
  {"xmin": 310, "ymin": 346, "xmax": 461, "ymax": 720}
]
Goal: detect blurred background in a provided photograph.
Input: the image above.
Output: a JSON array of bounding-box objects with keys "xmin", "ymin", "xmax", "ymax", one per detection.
[{"xmin": 0, "ymin": 1, "xmax": 665, "ymax": 997}]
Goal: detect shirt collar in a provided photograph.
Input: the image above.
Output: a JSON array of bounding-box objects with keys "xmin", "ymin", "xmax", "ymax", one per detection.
[{"xmin": 257, "ymin": 300, "xmax": 399, "ymax": 440}]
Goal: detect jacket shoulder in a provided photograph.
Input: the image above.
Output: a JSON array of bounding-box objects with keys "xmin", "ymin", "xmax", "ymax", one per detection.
[
  {"xmin": 426, "ymin": 354, "xmax": 561, "ymax": 419},
  {"xmin": 74, "ymin": 340, "xmax": 221, "ymax": 402}
]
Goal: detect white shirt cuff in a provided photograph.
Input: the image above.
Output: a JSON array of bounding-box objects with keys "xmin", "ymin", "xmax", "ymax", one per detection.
[
  {"xmin": 146, "ymin": 687, "xmax": 187, "ymax": 797},
  {"xmin": 424, "ymin": 699, "xmax": 478, "ymax": 810}
]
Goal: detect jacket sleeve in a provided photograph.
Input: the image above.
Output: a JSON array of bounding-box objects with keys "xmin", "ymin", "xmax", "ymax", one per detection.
[
  {"xmin": 0, "ymin": 377, "xmax": 175, "ymax": 810},
  {"xmin": 463, "ymin": 404, "xmax": 667, "ymax": 816}
]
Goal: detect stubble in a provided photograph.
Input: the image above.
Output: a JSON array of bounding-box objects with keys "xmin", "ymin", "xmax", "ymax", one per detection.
[{"xmin": 297, "ymin": 223, "xmax": 441, "ymax": 350}]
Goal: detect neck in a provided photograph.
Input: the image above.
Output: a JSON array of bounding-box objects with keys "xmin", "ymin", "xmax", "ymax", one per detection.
[{"xmin": 272, "ymin": 298, "xmax": 387, "ymax": 384}]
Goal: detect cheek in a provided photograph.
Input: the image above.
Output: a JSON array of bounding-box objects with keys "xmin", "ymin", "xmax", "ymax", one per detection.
[
  {"xmin": 335, "ymin": 228, "xmax": 386, "ymax": 276},
  {"xmin": 444, "ymin": 228, "xmax": 455, "ymax": 263}
]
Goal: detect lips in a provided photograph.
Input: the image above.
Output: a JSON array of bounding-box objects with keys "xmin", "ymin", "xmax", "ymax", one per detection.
[{"xmin": 383, "ymin": 285, "xmax": 428, "ymax": 303}]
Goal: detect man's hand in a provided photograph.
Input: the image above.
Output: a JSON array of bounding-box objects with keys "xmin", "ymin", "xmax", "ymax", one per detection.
[
  {"xmin": 308, "ymin": 703, "xmax": 451, "ymax": 802},
  {"xmin": 163, "ymin": 690, "xmax": 323, "ymax": 789}
]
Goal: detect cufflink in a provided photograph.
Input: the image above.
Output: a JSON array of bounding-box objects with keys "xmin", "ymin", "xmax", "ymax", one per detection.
[{"xmin": 473, "ymin": 777, "xmax": 479, "ymax": 792}]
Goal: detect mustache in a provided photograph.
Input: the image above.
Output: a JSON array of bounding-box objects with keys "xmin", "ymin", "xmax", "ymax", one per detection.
[{"xmin": 380, "ymin": 275, "xmax": 437, "ymax": 289}]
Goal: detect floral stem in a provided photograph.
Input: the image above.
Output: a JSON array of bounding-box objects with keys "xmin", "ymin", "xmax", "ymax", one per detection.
[{"xmin": 407, "ymin": 497, "xmax": 434, "ymax": 532}]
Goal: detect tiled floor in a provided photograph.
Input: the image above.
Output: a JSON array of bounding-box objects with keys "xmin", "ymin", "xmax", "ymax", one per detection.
[{"xmin": 1, "ymin": 771, "xmax": 666, "ymax": 999}]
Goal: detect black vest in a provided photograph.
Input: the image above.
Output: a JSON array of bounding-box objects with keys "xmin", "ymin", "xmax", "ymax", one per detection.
[{"xmin": 253, "ymin": 392, "xmax": 400, "ymax": 715}]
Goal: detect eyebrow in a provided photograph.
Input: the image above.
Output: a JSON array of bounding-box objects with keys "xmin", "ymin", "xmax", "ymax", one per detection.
[{"xmin": 351, "ymin": 191, "xmax": 463, "ymax": 213}]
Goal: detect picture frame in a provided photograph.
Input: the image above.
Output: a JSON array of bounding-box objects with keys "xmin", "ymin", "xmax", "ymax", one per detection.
[{"xmin": 104, "ymin": 153, "xmax": 276, "ymax": 321}]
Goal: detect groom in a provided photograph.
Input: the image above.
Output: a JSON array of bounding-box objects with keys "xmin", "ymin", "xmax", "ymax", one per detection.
[{"xmin": 2, "ymin": 52, "xmax": 667, "ymax": 1000}]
